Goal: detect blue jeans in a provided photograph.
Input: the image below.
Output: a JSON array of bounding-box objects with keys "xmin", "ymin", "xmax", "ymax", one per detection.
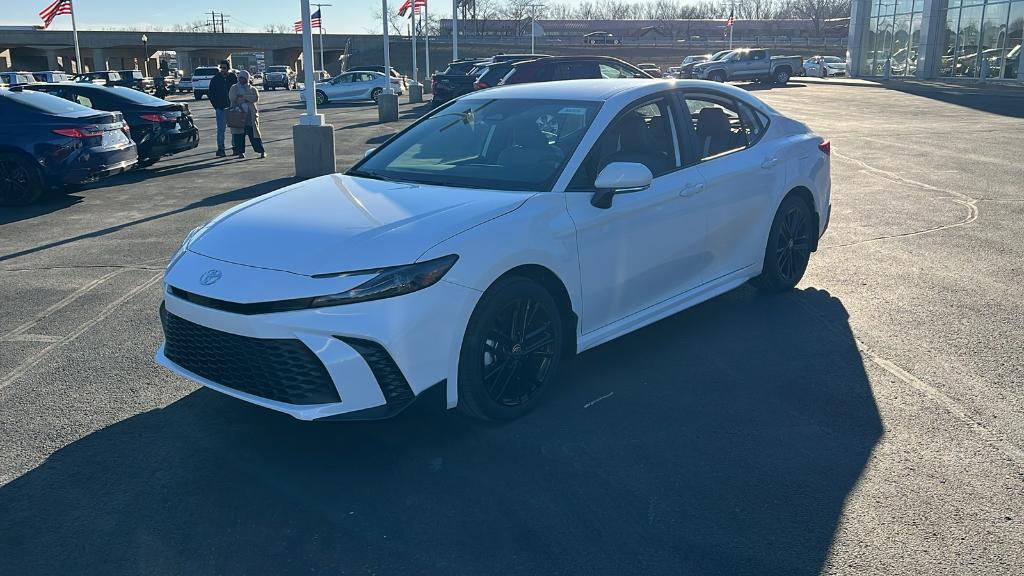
[{"xmin": 214, "ymin": 108, "xmax": 228, "ymax": 152}]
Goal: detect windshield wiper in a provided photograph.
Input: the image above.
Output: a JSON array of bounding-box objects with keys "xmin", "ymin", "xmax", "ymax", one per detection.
[{"xmin": 346, "ymin": 169, "xmax": 390, "ymax": 181}]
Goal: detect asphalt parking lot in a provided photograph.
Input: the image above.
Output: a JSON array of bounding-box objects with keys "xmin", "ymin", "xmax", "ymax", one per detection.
[{"xmin": 2, "ymin": 83, "xmax": 1023, "ymax": 575}]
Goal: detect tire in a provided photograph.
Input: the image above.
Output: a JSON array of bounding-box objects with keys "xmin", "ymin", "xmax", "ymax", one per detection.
[
  {"xmin": 0, "ymin": 153, "xmax": 44, "ymax": 206},
  {"xmin": 193, "ymin": 92, "xmax": 202, "ymax": 101},
  {"xmin": 709, "ymin": 70, "xmax": 727, "ymax": 83},
  {"xmin": 137, "ymin": 157, "xmax": 159, "ymax": 168},
  {"xmin": 774, "ymin": 68, "xmax": 791, "ymax": 85},
  {"xmin": 315, "ymin": 90, "xmax": 328, "ymax": 105},
  {"xmin": 751, "ymin": 195, "xmax": 814, "ymax": 293},
  {"xmin": 370, "ymin": 88, "xmax": 383, "ymax": 102},
  {"xmin": 457, "ymin": 276, "xmax": 565, "ymax": 421}
]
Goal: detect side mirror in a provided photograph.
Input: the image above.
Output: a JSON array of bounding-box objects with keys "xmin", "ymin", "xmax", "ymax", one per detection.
[
  {"xmin": 591, "ymin": 162, "xmax": 653, "ymax": 209},
  {"xmin": 364, "ymin": 148, "xmax": 376, "ymax": 158}
]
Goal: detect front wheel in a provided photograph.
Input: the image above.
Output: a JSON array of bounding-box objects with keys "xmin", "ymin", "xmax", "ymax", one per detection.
[
  {"xmin": 315, "ymin": 90, "xmax": 328, "ymax": 105},
  {"xmin": 709, "ymin": 70, "xmax": 727, "ymax": 83},
  {"xmin": 457, "ymin": 277, "xmax": 565, "ymax": 421},
  {"xmin": 370, "ymin": 88, "xmax": 383, "ymax": 102},
  {"xmin": 751, "ymin": 195, "xmax": 814, "ymax": 293}
]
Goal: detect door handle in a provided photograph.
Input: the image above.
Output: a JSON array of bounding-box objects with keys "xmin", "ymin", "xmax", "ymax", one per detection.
[
  {"xmin": 679, "ymin": 182, "xmax": 705, "ymax": 197},
  {"xmin": 761, "ymin": 157, "xmax": 779, "ymax": 170}
]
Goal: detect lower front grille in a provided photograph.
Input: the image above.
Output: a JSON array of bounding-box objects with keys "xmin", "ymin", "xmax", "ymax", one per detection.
[
  {"xmin": 161, "ymin": 305, "xmax": 340, "ymax": 405},
  {"xmin": 336, "ymin": 336, "xmax": 416, "ymax": 409}
]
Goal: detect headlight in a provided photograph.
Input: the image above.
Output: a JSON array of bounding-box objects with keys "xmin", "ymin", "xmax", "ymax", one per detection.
[{"xmin": 310, "ymin": 254, "xmax": 459, "ymax": 308}]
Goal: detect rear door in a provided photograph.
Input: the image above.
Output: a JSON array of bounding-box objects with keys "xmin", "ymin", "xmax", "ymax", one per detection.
[{"xmin": 680, "ymin": 90, "xmax": 783, "ymax": 281}]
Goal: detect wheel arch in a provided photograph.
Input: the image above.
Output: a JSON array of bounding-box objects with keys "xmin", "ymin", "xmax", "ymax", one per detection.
[
  {"xmin": 783, "ymin": 185, "xmax": 820, "ymax": 251},
  {"xmin": 491, "ymin": 263, "xmax": 579, "ymax": 353}
]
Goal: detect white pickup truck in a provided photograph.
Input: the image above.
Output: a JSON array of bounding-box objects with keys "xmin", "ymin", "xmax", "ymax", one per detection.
[{"xmin": 692, "ymin": 48, "xmax": 804, "ymax": 85}]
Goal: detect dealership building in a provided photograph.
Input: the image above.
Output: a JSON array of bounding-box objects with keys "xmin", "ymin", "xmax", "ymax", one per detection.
[{"xmin": 848, "ymin": 0, "xmax": 1023, "ymax": 80}]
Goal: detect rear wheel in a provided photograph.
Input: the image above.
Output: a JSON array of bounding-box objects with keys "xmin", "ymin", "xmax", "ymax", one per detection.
[
  {"xmin": 370, "ymin": 88, "xmax": 383, "ymax": 102},
  {"xmin": 457, "ymin": 277, "xmax": 565, "ymax": 421},
  {"xmin": 774, "ymin": 68, "xmax": 791, "ymax": 85},
  {"xmin": 315, "ymin": 90, "xmax": 328, "ymax": 105},
  {"xmin": 751, "ymin": 195, "xmax": 814, "ymax": 292},
  {"xmin": 0, "ymin": 153, "xmax": 44, "ymax": 206}
]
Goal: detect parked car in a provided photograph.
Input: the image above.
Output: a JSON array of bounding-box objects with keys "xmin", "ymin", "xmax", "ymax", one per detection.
[
  {"xmin": 679, "ymin": 50, "xmax": 732, "ymax": 79},
  {"xmin": 76, "ymin": 70, "xmax": 119, "ymax": 86},
  {"xmin": 803, "ymin": 56, "xmax": 847, "ymax": 77},
  {"xmin": 0, "ymin": 87, "xmax": 137, "ymax": 205},
  {"xmin": 692, "ymin": 48, "xmax": 803, "ymax": 84},
  {"xmin": 114, "ymin": 70, "xmax": 155, "ymax": 92},
  {"xmin": 0, "ymin": 71, "xmax": 37, "ymax": 86},
  {"xmin": 251, "ymin": 73, "xmax": 263, "ymax": 86},
  {"xmin": 583, "ymin": 31, "xmax": 620, "ymax": 44},
  {"xmin": 29, "ymin": 83, "xmax": 199, "ymax": 167},
  {"xmin": 637, "ymin": 63, "xmax": 664, "ymax": 78},
  {"xmin": 347, "ymin": 65, "xmax": 409, "ymax": 92},
  {"xmin": 500, "ymin": 55, "xmax": 651, "ymax": 85},
  {"xmin": 430, "ymin": 59, "xmax": 489, "ymax": 106},
  {"xmin": 32, "ymin": 71, "xmax": 74, "ymax": 83},
  {"xmin": 190, "ymin": 66, "xmax": 221, "ymax": 100},
  {"xmin": 302, "ymin": 71, "xmax": 404, "ymax": 105},
  {"xmin": 430, "ymin": 57, "xmax": 538, "ymax": 106},
  {"xmin": 156, "ymin": 79, "xmax": 831, "ymax": 422},
  {"xmin": 177, "ymin": 75, "xmax": 193, "ymax": 92},
  {"xmin": 264, "ymin": 65, "xmax": 296, "ymax": 90}
]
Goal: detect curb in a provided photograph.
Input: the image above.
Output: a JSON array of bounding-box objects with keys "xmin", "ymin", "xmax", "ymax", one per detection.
[{"xmin": 798, "ymin": 76, "xmax": 1023, "ymax": 95}]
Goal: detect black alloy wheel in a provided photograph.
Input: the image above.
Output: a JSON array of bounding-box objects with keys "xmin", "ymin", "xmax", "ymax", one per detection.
[
  {"xmin": 315, "ymin": 90, "xmax": 328, "ymax": 105},
  {"xmin": 458, "ymin": 277, "xmax": 564, "ymax": 420},
  {"xmin": 751, "ymin": 195, "xmax": 813, "ymax": 293},
  {"xmin": 0, "ymin": 154, "xmax": 43, "ymax": 206}
]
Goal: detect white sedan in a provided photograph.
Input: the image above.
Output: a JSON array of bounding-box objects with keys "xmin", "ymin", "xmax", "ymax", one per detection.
[
  {"xmin": 300, "ymin": 70, "xmax": 404, "ymax": 105},
  {"xmin": 157, "ymin": 79, "xmax": 831, "ymax": 422},
  {"xmin": 803, "ymin": 56, "xmax": 847, "ymax": 77}
]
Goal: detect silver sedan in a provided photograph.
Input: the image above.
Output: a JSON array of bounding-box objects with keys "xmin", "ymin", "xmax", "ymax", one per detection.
[{"xmin": 300, "ymin": 71, "xmax": 404, "ymax": 105}]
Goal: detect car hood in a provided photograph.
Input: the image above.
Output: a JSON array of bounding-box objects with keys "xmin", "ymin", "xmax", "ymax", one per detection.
[{"xmin": 187, "ymin": 174, "xmax": 532, "ymax": 276}]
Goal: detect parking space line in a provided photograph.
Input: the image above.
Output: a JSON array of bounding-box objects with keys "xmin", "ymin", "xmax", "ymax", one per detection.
[
  {"xmin": 1, "ymin": 269, "xmax": 124, "ymax": 341},
  {"xmin": 0, "ymin": 272, "xmax": 163, "ymax": 393}
]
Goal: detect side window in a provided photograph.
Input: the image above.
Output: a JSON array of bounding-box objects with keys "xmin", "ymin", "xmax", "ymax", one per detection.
[
  {"xmin": 684, "ymin": 94, "xmax": 750, "ymax": 159},
  {"xmin": 569, "ymin": 97, "xmax": 681, "ymax": 190},
  {"xmin": 599, "ymin": 63, "xmax": 630, "ymax": 79},
  {"xmin": 751, "ymin": 50, "xmax": 767, "ymax": 61},
  {"xmin": 736, "ymin": 101, "xmax": 767, "ymax": 145},
  {"xmin": 75, "ymin": 94, "xmax": 93, "ymax": 108},
  {"xmin": 558, "ymin": 63, "xmax": 600, "ymax": 80}
]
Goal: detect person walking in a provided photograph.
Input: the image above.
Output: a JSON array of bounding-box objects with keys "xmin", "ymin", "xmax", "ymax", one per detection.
[
  {"xmin": 208, "ymin": 60, "xmax": 237, "ymax": 157},
  {"xmin": 228, "ymin": 70, "xmax": 266, "ymax": 159}
]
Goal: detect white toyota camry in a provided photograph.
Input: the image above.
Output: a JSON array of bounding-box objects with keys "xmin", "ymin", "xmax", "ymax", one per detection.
[{"xmin": 156, "ymin": 79, "xmax": 831, "ymax": 421}]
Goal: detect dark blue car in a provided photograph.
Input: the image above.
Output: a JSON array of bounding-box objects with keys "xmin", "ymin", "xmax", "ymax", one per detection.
[{"xmin": 0, "ymin": 87, "xmax": 137, "ymax": 206}]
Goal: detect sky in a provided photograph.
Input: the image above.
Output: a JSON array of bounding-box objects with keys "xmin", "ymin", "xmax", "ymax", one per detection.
[{"xmin": 0, "ymin": 0, "xmax": 435, "ymax": 35}]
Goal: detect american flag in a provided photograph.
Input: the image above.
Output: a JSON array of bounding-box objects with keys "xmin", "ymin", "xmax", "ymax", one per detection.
[
  {"xmin": 397, "ymin": 0, "xmax": 426, "ymax": 18},
  {"xmin": 39, "ymin": 0, "xmax": 73, "ymax": 29},
  {"xmin": 294, "ymin": 9, "xmax": 321, "ymax": 33},
  {"xmin": 723, "ymin": 10, "xmax": 734, "ymax": 36}
]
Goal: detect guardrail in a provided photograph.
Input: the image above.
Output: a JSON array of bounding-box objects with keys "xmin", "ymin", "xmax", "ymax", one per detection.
[{"xmin": 414, "ymin": 35, "xmax": 848, "ymax": 50}]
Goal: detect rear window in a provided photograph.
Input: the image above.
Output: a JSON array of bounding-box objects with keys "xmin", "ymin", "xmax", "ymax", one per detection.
[
  {"xmin": 268, "ymin": 66, "xmax": 289, "ymax": 72},
  {"xmin": 0, "ymin": 89, "xmax": 94, "ymax": 115},
  {"xmin": 108, "ymin": 86, "xmax": 168, "ymax": 105},
  {"xmin": 193, "ymin": 68, "xmax": 218, "ymax": 76}
]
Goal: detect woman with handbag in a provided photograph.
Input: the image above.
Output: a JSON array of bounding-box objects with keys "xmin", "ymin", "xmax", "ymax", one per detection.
[{"xmin": 227, "ymin": 70, "xmax": 266, "ymax": 159}]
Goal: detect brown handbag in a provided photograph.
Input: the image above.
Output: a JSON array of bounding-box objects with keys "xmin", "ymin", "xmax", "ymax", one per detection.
[{"xmin": 226, "ymin": 105, "xmax": 249, "ymax": 128}]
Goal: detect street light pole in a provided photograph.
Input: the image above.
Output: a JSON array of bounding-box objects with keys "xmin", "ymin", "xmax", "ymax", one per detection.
[{"xmin": 142, "ymin": 34, "xmax": 149, "ymax": 76}]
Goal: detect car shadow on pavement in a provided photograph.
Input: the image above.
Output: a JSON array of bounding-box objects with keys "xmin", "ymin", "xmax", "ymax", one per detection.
[
  {"xmin": 0, "ymin": 193, "xmax": 83, "ymax": 226},
  {"xmin": 0, "ymin": 177, "xmax": 298, "ymax": 264},
  {"xmin": 0, "ymin": 285, "xmax": 881, "ymax": 575},
  {"xmin": 740, "ymin": 82, "xmax": 809, "ymax": 92}
]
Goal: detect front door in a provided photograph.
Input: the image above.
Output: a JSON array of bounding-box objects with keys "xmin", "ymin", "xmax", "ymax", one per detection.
[{"xmin": 565, "ymin": 94, "xmax": 710, "ymax": 334}]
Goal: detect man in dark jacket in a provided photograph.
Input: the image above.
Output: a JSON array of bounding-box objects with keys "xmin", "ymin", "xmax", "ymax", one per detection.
[{"xmin": 208, "ymin": 60, "xmax": 237, "ymax": 157}]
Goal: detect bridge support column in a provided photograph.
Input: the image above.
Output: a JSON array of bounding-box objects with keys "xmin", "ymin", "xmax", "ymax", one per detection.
[
  {"xmin": 91, "ymin": 48, "xmax": 107, "ymax": 72},
  {"xmin": 176, "ymin": 50, "xmax": 192, "ymax": 73},
  {"xmin": 45, "ymin": 49, "xmax": 59, "ymax": 71}
]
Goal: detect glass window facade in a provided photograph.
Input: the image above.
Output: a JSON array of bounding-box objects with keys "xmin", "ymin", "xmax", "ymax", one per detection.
[
  {"xmin": 861, "ymin": 0, "xmax": 923, "ymax": 76},
  {"xmin": 940, "ymin": 0, "xmax": 1024, "ymax": 79},
  {"xmin": 860, "ymin": 0, "xmax": 1023, "ymax": 79}
]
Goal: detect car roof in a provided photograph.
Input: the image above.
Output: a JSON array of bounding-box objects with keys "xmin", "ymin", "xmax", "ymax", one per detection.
[
  {"xmin": 513, "ymin": 55, "xmax": 633, "ymax": 66},
  {"xmin": 461, "ymin": 78, "xmax": 775, "ymax": 112}
]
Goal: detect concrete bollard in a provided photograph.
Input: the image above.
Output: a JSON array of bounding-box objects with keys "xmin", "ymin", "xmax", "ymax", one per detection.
[
  {"xmin": 293, "ymin": 123, "xmax": 337, "ymax": 179},
  {"xmin": 377, "ymin": 92, "xmax": 399, "ymax": 122},
  {"xmin": 408, "ymin": 83, "xmax": 423, "ymax": 104}
]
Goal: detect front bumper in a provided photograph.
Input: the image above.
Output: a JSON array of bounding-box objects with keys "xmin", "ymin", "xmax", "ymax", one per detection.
[{"xmin": 155, "ymin": 251, "xmax": 480, "ymax": 420}]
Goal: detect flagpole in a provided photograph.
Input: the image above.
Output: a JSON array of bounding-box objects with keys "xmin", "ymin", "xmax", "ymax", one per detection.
[
  {"xmin": 729, "ymin": 1, "xmax": 734, "ymax": 50},
  {"xmin": 69, "ymin": 0, "xmax": 82, "ymax": 73},
  {"xmin": 424, "ymin": 0, "xmax": 430, "ymax": 80},
  {"xmin": 411, "ymin": 1, "xmax": 418, "ymax": 85},
  {"xmin": 319, "ymin": 26, "xmax": 324, "ymax": 72}
]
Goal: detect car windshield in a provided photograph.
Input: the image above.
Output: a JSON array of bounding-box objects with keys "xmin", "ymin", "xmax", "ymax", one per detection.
[
  {"xmin": 2, "ymin": 90, "xmax": 94, "ymax": 115},
  {"xmin": 352, "ymin": 98, "xmax": 602, "ymax": 192},
  {"xmin": 108, "ymin": 86, "xmax": 168, "ymax": 105}
]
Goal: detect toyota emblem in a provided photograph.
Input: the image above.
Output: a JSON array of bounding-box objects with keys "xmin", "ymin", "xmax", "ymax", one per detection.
[{"xmin": 199, "ymin": 269, "xmax": 222, "ymax": 286}]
